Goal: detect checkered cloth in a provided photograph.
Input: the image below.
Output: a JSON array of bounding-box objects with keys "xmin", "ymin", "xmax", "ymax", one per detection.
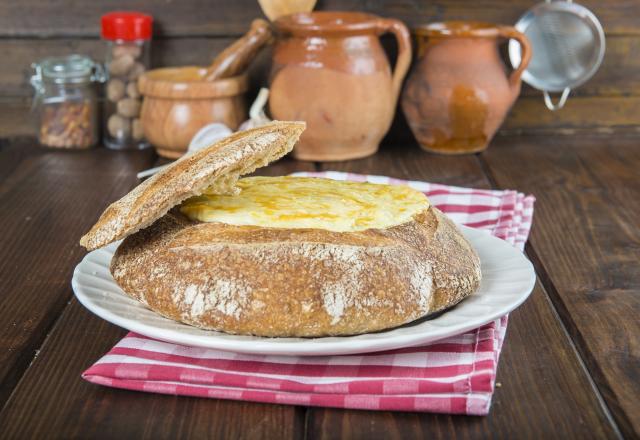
[{"xmin": 83, "ymin": 172, "xmax": 535, "ymax": 415}]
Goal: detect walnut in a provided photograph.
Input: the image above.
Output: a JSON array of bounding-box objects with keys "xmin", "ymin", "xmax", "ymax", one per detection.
[
  {"xmin": 106, "ymin": 78, "xmax": 126, "ymax": 102},
  {"xmin": 132, "ymin": 118, "xmax": 145, "ymax": 140},
  {"xmin": 126, "ymin": 81, "xmax": 140, "ymax": 99},
  {"xmin": 107, "ymin": 114, "xmax": 131, "ymax": 139},
  {"xmin": 117, "ymin": 98, "xmax": 141, "ymax": 118},
  {"xmin": 112, "ymin": 44, "xmax": 142, "ymax": 59},
  {"xmin": 127, "ymin": 62, "xmax": 146, "ymax": 81},
  {"xmin": 109, "ymin": 54, "xmax": 135, "ymax": 76}
]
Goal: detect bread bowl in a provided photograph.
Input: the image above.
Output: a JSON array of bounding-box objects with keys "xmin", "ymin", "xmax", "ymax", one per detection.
[{"xmin": 80, "ymin": 121, "xmax": 481, "ymax": 337}]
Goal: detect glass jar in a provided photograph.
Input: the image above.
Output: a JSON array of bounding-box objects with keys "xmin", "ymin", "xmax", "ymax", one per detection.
[
  {"xmin": 30, "ymin": 55, "xmax": 104, "ymax": 149},
  {"xmin": 101, "ymin": 11, "xmax": 153, "ymax": 150}
]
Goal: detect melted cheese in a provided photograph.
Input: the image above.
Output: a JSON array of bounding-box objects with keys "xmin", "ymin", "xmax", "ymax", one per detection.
[{"xmin": 180, "ymin": 176, "xmax": 429, "ymax": 232}]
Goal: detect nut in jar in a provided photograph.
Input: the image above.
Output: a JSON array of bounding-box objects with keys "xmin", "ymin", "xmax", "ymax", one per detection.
[
  {"xmin": 40, "ymin": 101, "xmax": 94, "ymax": 149},
  {"xmin": 101, "ymin": 11, "xmax": 153, "ymax": 150},
  {"xmin": 30, "ymin": 55, "xmax": 104, "ymax": 149}
]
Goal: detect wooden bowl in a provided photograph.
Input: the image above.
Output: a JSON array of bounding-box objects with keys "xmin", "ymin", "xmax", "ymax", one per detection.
[{"xmin": 138, "ymin": 66, "xmax": 248, "ymax": 159}]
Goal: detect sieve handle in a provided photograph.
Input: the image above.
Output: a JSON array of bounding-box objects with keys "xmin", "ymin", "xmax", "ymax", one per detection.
[
  {"xmin": 499, "ymin": 26, "xmax": 532, "ymax": 88},
  {"xmin": 543, "ymin": 88, "xmax": 571, "ymax": 111}
]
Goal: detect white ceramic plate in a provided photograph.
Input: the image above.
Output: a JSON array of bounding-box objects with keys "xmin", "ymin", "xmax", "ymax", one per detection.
[{"xmin": 72, "ymin": 226, "xmax": 536, "ymax": 356}]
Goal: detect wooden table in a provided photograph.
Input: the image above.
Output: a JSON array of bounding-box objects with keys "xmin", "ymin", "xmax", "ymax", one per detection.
[{"xmin": 0, "ymin": 133, "xmax": 638, "ymax": 439}]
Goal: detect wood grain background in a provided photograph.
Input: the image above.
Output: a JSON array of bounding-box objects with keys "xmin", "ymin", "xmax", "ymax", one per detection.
[{"xmin": 1, "ymin": 0, "xmax": 639, "ymax": 139}]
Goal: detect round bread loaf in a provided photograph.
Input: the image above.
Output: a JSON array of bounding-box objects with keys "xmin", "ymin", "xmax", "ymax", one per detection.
[
  {"xmin": 81, "ymin": 121, "xmax": 481, "ymax": 337},
  {"xmin": 110, "ymin": 205, "xmax": 481, "ymax": 337}
]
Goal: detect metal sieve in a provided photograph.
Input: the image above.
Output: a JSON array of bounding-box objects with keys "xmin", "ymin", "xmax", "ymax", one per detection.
[{"xmin": 508, "ymin": 0, "xmax": 605, "ymax": 110}]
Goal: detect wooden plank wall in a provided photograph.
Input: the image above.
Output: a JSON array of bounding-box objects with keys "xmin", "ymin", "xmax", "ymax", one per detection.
[{"xmin": 1, "ymin": 0, "xmax": 639, "ymax": 139}]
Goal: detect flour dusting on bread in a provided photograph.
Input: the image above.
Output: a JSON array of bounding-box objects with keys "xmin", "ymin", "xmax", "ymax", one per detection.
[
  {"xmin": 169, "ymin": 277, "xmax": 253, "ymax": 322},
  {"xmin": 322, "ymin": 283, "xmax": 347, "ymax": 325}
]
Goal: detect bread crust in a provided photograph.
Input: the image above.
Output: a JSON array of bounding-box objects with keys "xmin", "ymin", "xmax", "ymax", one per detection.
[
  {"xmin": 111, "ymin": 206, "xmax": 481, "ymax": 337},
  {"xmin": 80, "ymin": 121, "xmax": 305, "ymax": 251}
]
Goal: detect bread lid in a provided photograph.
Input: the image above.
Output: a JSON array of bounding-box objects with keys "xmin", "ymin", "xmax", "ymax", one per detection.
[{"xmin": 80, "ymin": 120, "xmax": 305, "ymax": 250}]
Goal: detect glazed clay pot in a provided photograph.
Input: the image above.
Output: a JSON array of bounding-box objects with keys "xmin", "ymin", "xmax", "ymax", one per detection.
[
  {"xmin": 270, "ymin": 12, "xmax": 412, "ymax": 161},
  {"xmin": 401, "ymin": 22, "xmax": 531, "ymax": 154},
  {"xmin": 138, "ymin": 67, "xmax": 247, "ymax": 159}
]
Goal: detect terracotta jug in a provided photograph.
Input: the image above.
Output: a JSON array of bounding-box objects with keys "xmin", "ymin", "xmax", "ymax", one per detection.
[
  {"xmin": 269, "ymin": 12, "xmax": 412, "ymax": 161},
  {"xmin": 401, "ymin": 22, "xmax": 531, "ymax": 154}
]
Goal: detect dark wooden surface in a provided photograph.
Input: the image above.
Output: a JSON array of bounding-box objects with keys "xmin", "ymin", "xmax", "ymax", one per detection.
[
  {"xmin": 0, "ymin": 129, "xmax": 638, "ymax": 438},
  {"xmin": 481, "ymin": 136, "xmax": 640, "ymax": 437},
  {"xmin": 2, "ymin": 0, "xmax": 639, "ymax": 136}
]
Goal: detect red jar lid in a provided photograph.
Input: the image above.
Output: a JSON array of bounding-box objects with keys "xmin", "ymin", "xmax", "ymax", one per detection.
[{"xmin": 101, "ymin": 12, "xmax": 153, "ymax": 41}]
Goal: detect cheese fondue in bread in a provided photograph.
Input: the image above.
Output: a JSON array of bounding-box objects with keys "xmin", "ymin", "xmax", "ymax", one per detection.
[{"xmin": 180, "ymin": 176, "xmax": 429, "ymax": 232}]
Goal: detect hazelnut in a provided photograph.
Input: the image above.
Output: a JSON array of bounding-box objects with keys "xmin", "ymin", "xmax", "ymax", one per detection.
[
  {"xmin": 106, "ymin": 78, "xmax": 126, "ymax": 102},
  {"xmin": 112, "ymin": 44, "xmax": 142, "ymax": 59},
  {"xmin": 109, "ymin": 54, "xmax": 134, "ymax": 76},
  {"xmin": 132, "ymin": 118, "xmax": 145, "ymax": 140},
  {"xmin": 126, "ymin": 81, "xmax": 140, "ymax": 99},
  {"xmin": 117, "ymin": 98, "xmax": 141, "ymax": 118},
  {"xmin": 107, "ymin": 114, "xmax": 131, "ymax": 139}
]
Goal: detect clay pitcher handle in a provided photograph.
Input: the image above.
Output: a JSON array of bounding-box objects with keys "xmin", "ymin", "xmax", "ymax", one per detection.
[
  {"xmin": 498, "ymin": 26, "xmax": 532, "ymax": 89},
  {"xmin": 376, "ymin": 19, "xmax": 412, "ymax": 104},
  {"xmin": 205, "ymin": 19, "xmax": 273, "ymax": 81}
]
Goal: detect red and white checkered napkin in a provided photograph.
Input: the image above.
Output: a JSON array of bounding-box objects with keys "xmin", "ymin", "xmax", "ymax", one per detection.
[{"xmin": 83, "ymin": 171, "xmax": 535, "ymax": 415}]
